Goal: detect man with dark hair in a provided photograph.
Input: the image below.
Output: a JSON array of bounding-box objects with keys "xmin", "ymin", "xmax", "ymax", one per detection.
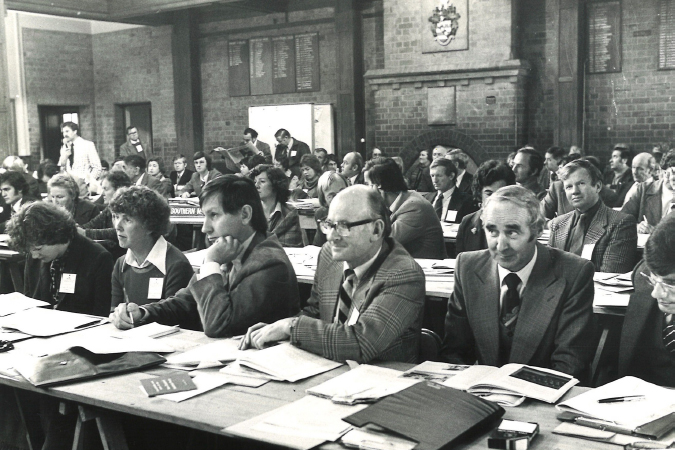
[
  {"xmin": 119, "ymin": 126, "xmax": 152, "ymax": 160},
  {"xmin": 242, "ymin": 127, "xmax": 271, "ymax": 162},
  {"xmin": 448, "ymin": 149, "xmax": 474, "ymax": 194},
  {"xmin": 604, "ymin": 144, "xmax": 635, "ymax": 207},
  {"xmin": 540, "ymin": 146, "xmax": 567, "ymax": 189},
  {"xmin": 314, "ymin": 148, "xmax": 328, "ymax": 170},
  {"xmin": 512, "ymin": 147, "xmax": 546, "ymax": 200},
  {"xmin": 122, "ymin": 154, "xmax": 161, "ymax": 192},
  {"xmin": 59, "ymin": 121, "xmax": 102, "ymax": 183},
  {"xmin": 422, "ymin": 158, "xmax": 476, "ymax": 224},
  {"xmin": 405, "ymin": 150, "xmax": 434, "ymax": 192},
  {"xmin": 366, "ymin": 157, "xmax": 446, "ymax": 259},
  {"xmin": 549, "ymin": 159, "xmax": 637, "ymax": 273},
  {"xmin": 441, "ymin": 186, "xmax": 596, "ymax": 378},
  {"xmin": 622, "ymin": 150, "xmax": 675, "ymax": 233},
  {"xmin": 240, "ymin": 185, "xmax": 426, "ymax": 363},
  {"xmin": 618, "ymin": 214, "xmax": 675, "ymax": 386},
  {"xmin": 341, "ymin": 151, "xmax": 365, "ymax": 185},
  {"xmin": 273, "ymin": 128, "xmax": 310, "ymax": 178},
  {"xmin": 179, "ymin": 151, "xmax": 222, "ymax": 198},
  {"xmin": 111, "ymin": 175, "xmax": 299, "ymax": 337}
]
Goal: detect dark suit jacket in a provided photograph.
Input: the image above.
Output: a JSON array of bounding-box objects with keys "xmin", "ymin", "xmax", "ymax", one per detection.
[
  {"xmin": 120, "ymin": 140, "xmax": 151, "ymax": 160},
  {"xmin": 618, "ymin": 261, "xmax": 675, "ymax": 386},
  {"xmin": 456, "ymin": 171, "xmax": 474, "ymax": 194},
  {"xmin": 456, "ymin": 209, "xmax": 487, "ymax": 254},
  {"xmin": 275, "ymin": 139, "xmax": 311, "ymax": 178},
  {"xmin": 242, "ymin": 140, "xmax": 272, "ymax": 161},
  {"xmin": 441, "ymin": 243, "xmax": 596, "ymax": 378},
  {"xmin": 136, "ymin": 173, "xmax": 161, "ymax": 192},
  {"xmin": 291, "ymin": 238, "xmax": 425, "ymax": 363},
  {"xmin": 170, "ymin": 169, "xmax": 194, "ymax": 188},
  {"xmin": 422, "ymin": 189, "xmax": 477, "ymax": 224},
  {"xmin": 390, "ymin": 191, "xmax": 447, "ymax": 259},
  {"xmin": 621, "ymin": 179, "xmax": 667, "ymax": 227},
  {"xmin": 543, "ymin": 180, "xmax": 619, "ymax": 219},
  {"xmin": 73, "ymin": 199, "xmax": 102, "ymax": 226},
  {"xmin": 549, "ymin": 202, "xmax": 638, "ymax": 273},
  {"xmin": 24, "ymin": 234, "xmax": 114, "ymax": 317},
  {"xmin": 604, "ymin": 169, "xmax": 634, "ymax": 207},
  {"xmin": 179, "ymin": 169, "xmax": 222, "ymax": 197}
]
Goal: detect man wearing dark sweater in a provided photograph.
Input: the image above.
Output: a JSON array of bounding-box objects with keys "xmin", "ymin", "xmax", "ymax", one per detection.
[{"xmin": 110, "ymin": 175, "xmax": 300, "ymax": 337}]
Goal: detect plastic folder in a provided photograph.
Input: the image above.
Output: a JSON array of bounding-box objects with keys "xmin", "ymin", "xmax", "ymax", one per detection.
[{"xmin": 343, "ymin": 381, "xmax": 505, "ymax": 450}]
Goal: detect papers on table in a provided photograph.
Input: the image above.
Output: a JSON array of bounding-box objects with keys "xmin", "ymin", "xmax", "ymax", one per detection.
[
  {"xmin": 116, "ymin": 323, "xmax": 180, "ymax": 339},
  {"xmin": 164, "ymin": 338, "xmax": 247, "ymax": 370},
  {"xmin": 594, "ymin": 272, "xmax": 634, "ymax": 293},
  {"xmin": 637, "ymin": 233, "xmax": 649, "ymax": 248},
  {"xmin": 341, "ymin": 426, "xmax": 417, "ymax": 450},
  {"xmin": 237, "ymin": 342, "xmax": 342, "ymax": 382},
  {"xmin": 0, "ymin": 329, "xmax": 31, "ymax": 343},
  {"xmin": 307, "ymin": 365, "xmax": 420, "ymax": 405},
  {"xmin": 219, "ymin": 361, "xmax": 283, "ymax": 381},
  {"xmin": 0, "ymin": 293, "xmax": 49, "ymax": 317},
  {"xmin": 160, "ymin": 373, "xmax": 231, "ymax": 402},
  {"xmin": 401, "ymin": 361, "xmax": 470, "ymax": 383},
  {"xmin": 17, "ymin": 332, "xmax": 175, "ymax": 356},
  {"xmin": 0, "ymin": 308, "xmax": 105, "ymax": 337},
  {"xmin": 415, "ymin": 259, "xmax": 455, "ymax": 277},
  {"xmin": 284, "ymin": 246, "xmax": 322, "ymax": 278}
]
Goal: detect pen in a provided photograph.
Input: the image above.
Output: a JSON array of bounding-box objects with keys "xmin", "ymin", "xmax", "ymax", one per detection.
[
  {"xmin": 597, "ymin": 395, "xmax": 646, "ymax": 404},
  {"xmin": 123, "ymin": 287, "xmax": 134, "ymax": 328}
]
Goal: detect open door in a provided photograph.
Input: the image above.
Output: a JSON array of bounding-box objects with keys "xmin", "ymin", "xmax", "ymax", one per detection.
[{"xmin": 39, "ymin": 106, "xmax": 80, "ymax": 163}]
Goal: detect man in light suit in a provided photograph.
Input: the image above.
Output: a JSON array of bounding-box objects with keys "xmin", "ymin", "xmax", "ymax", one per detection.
[
  {"xmin": 549, "ymin": 159, "xmax": 637, "ymax": 273},
  {"xmin": 59, "ymin": 121, "xmax": 102, "ymax": 184},
  {"xmin": 274, "ymin": 128, "xmax": 310, "ymax": 179},
  {"xmin": 242, "ymin": 127, "xmax": 271, "ymax": 162},
  {"xmin": 367, "ymin": 157, "xmax": 446, "ymax": 259},
  {"xmin": 240, "ymin": 185, "xmax": 425, "ymax": 363},
  {"xmin": 421, "ymin": 158, "xmax": 476, "ymax": 224},
  {"xmin": 123, "ymin": 154, "xmax": 161, "ymax": 193},
  {"xmin": 119, "ymin": 126, "xmax": 152, "ymax": 160},
  {"xmin": 441, "ymin": 185, "xmax": 596, "ymax": 378},
  {"xmin": 179, "ymin": 152, "xmax": 222, "ymax": 198}
]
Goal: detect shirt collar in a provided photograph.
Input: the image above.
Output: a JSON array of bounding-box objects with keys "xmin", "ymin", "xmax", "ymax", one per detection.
[
  {"xmin": 456, "ymin": 171, "xmax": 465, "ymax": 186},
  {"xmin": 135, "ymin": 173, "xmax": 145, "ymax": 185},
  {"xmin": 269, "ymin": 202, "xmax": 283, "ymax": 219},
  {"xmin": 12, "ymin": 198, "xmax": 23, "ymax": 213},
  {"xmin": 438, "ymin": 186, "xmax": 455, "ymax": 198},
  {"xmin": 497, "ymin": 246, "xmax": 538, "ymax": 292},
  {"xmin": 343, "ymin": 244, "xmax": 383, "ymax": 283},
  {"xmin": 231, "ymin": 232, "xmax": 257, "ymax": 266},
  {"xmin": 200, "ymin": 171, "xmax": 210, "ymax": 182},
  {"xmin": 389, "ymin": 192, "xmax": 405, "ymax": 213},
  {"xmin": 124, "ymin": 236, "xmax": 168, "ymax": 274}
]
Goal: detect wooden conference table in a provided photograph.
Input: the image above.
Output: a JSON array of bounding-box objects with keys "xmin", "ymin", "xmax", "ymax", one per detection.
[{"xmin": 0, "ymin": 324, "xmax": 623, "ymax": 450}]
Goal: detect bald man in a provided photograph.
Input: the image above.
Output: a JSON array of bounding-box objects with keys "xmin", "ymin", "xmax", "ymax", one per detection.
[{"xmin": 623, "ymin": 152, "xmax": 656, "ymax": 206}]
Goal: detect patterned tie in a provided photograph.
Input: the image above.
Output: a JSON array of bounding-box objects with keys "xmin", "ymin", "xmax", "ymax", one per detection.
[
  {"xmin": 336, "ymin": 269, "xmax": 356, "ymax": 324},
  {"xmin": 500, "ymin": 273, "xmax": 521, "ymax": 330},
  {"xmin": 433, "ymin": 193, "xmax": 443, "ymax": 219},
  {"xmin": 663, "ymin": 315, "xmax": 675, "ymax": 355},
  {"xmin": 568, "ymin": 213, "xmax": 588, "ymax": 256},
  {"xmin": 49, "ymin": 259, "xmax": 63, "ymax": 304}
]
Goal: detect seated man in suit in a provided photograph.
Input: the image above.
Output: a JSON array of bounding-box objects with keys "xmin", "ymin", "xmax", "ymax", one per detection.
[
  {"xmin": 447, "ymin": 149, "xmax": 474, "ymax": 194},
  {"xmin": 549, "ymin": 159, "xmax": 637, "ymax": 273},
  {"xmin": 512, "ymin": 147, "xmax": 547, "ymax": 200},
  {"xmin": 341, "ymin": 151, "xmax": 365, "ymax": 185},
  {"xmin": 240, "ymin": 185, "xmax": 425, "ymax": 363},
  {"xmin": 123, "ymin": 154, "xmax": 161, "ymax": 193},
  {"xmin": 179, "ymin": 151, "xmax": 222, "ymax": 198},
  {"xmin": 456, "ymin": 160, "xmax": 515, "ymax": 254},
  {"xmin": 110, "ymin": 175, "xmax": 300, "ymax": 337},
  {"xmin": 169, "ymin": 154, "xmax": 193, "ymax": 193},
  {"xmin": 273, "ymin": 128, "xmax": 310, "ymax": 179},
  {"xmin": 622, "ymin": 149, "xmax": 675, "ymax": 234},
  {"xmin": 242, "ymin": 127, "xmax": 272, "ymax": 162},
  {"xmin": 441, "ymin": 185, "xmax": 596, "ymax": 378},
  {"xmin": 366, "ymin": 157, "xmax": 446, "ymax": 259},
  {"xmin": 422, "ymin": 158, "xmax": 476, "ymax": 224},
  {"xmin": 618, "ymin": 214, "xmax": 675, "ymax": 386},
  {"xmin": 604, "ymin": 144, "xmax": 635, "ymax": 207}
]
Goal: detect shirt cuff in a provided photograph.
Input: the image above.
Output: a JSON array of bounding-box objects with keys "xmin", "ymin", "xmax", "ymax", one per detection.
[
  {"xmin": 198, "ymin": 262, "xmax": 221, "ymax": 280},
  {"xmin": 138, "ymin": 307, "xmax": 150, "ymax": 322}
]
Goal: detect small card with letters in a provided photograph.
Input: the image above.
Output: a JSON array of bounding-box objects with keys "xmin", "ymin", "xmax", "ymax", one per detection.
[
  {"xmin": 59, "ymin": 274, "xmax": 76, "ymax": 294},
  {"xmin": 148, "ymin": 278, "xmax": 164, "ymax": 300},
  {"xmin": 140, "ymin": 372, "xmax": 197, "ymax": 397}
]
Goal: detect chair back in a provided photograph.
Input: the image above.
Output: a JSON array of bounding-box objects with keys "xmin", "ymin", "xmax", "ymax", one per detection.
[{"xmin": 419, "ymin": 328, "xmax": 442, "ymax": 363}]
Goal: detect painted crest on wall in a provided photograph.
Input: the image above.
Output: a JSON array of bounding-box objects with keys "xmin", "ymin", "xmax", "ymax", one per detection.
[
  {"xmin": 421, "ymin": 0, "xmax": 468, "ymax": 53},
  {"xmin": 429, "ymin": 1, "xmax": 460, "ymax": 46}
]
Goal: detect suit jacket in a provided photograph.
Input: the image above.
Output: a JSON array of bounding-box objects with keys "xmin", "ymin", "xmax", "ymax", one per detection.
[
  {"xmin": 549, "ymin": 202, "xmax": 638, "ymax": 273},
  {"xmin": 618, "ymin": 261, "xmax": 675, "ymax": 386},
  {"xmin": 179, "ymin": 169, "xmax": 222, "ymax": 197},
  {"xmin": 169, "ymin": 169, "xmax": 194, "ymax": 188},
  {"xmin": 621, "ymin": 179, "xmax": 668, "ymax": 227},
  {"xmin": 275, "ymin": 139, "xmax": 311, "ymax": 178},
  {"xmin": 241, "ymin": 140, "xmax": 272, "ymax": 161},
  {"xmin": 604, "ymin": 169, "xmax": 634, "ymax": 207},
  {"xmin": 62, "ymin": 136, "xmax": 102, "ymax": 182},
  {"xmin": 143, "ymin": 232, "xmax": 300, "ymax": 337},
  {"xmin": 291, "ymin": 238, "xmax": 425, "ymax": 363},
  {"xmin": 543, "ymin": 180, "xmax": 619, "ymax": 219},
  {"xmin": 405, "ymin": 164, "xmax": 434, "ymax": 192},
  {"xmin": 73, "ymin": 199, "xmax": 102, "ymax": 226},
  {"xmin": 440, "ymin": 244, "xmax": 596, "ymax": 378},
  {"xmin": 421, "ymin": 189, "xmax": 477, "ymax": 224},
  {"xmin": 456, "ymin": 171, "xmax": 474, "ymax": 194},
  {"xmin": 456, "ymin": 209, "xmax": 487, "ymax": 254},
  {"xmin": 390, "ymin": 191, "xmax": 447, "ymax": 259},
  {"xmin": 24, "ymin": 234, "xmax": 114, "ymax": 317},
  {"xmin": 119, "ymin": 139, "xmax": 152, "ymax": 160},
  {"xmin": 269, "ymin": 203, "xmax": 303, "ymax": 248}
]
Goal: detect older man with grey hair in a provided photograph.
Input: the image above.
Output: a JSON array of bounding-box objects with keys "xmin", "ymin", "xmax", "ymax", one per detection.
[
  {"xmin": 622, "ymin": 152, "xmax": 657, "ymax": 205},
  {"xmin": 447, "ymin": 148, "xmax": 473, "ymax": 194},
  {"xmin": 441, "ymin": 185, "xmax": 596, "ymax": 378}
]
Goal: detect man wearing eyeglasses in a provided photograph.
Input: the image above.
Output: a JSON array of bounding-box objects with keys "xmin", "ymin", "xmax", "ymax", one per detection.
[
  {"xmin": 240, "ymin": 185, "xmax": 426, "ymax": 363},
  {"xmin": 619, "ymin": 214, "xmax": 675, "ymax": 386}
]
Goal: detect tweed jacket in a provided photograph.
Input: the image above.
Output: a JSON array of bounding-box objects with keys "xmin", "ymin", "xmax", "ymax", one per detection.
[
  {"xmin": 143, "ymin": 232, "xmax": 300, "ymax": 337},
  {"xmin": 455, "ymin": 209, "xmax": 487, "ymax": 254},
  {"xmin": 421, "ymin": 189, "xmax": 477, "ymax": 224},
  {"xmin": 621, "ymin": 179, "xmax": 669, "ymax": 227},
  {"xmin": 549, "ymin": 202, "xmax": 638, "ymax": 273},
  {"xmin": 543, "ymin": 180, "xmax": 619, "ymax": 219},
  {"xmin": 291, "ymin": 238, "xmax": 425, "ymax": 363},
  {"xmin": 179, "ymin": 169, "xmax": 222, "ymax": 197},
  {"xmin": 61, "ymin": 136, "xmax": 102, "ymax": 182},
  {"xmin": 24, "ymin": 233, "xmax": 114, "ymax": 317},
  {"xmin": 604, "ymin": 169, "xmax": 634, "ymax": 207},
  {"xmin": 390, "ymin": 191, "xmax": 447, "ymax": 259},
  {"xmin": 441, "ymin": 243, "xmax": 596, "ymax": 378},
  {"xmin": 456, "ymin": 171, "xmax": 474, "ymax": 194},
  {"xmin": 618, "ymin": 261, "xmax": 675, "ymax": 387},
  {"xmin": 119, "ymin": 139, "xmax": 152, "ymax": 160},
  {"xmin": 268, "ymin": 202, "xmax": 303, "ymax": 248}
]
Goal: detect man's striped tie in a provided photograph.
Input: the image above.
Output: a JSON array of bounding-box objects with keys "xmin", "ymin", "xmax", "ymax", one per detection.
[
  {"xmin": 664, "ymin": 316, "xmax": 675, "ymax": 355},
  {"xmin": 336, "ymin": 269, "xmax": 355, "ymax": 324}
]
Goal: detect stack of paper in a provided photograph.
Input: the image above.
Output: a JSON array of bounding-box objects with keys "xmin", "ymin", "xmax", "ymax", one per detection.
[
  {"xmin": 0, "ymin": 293, "xmax": 49, "ymax": 317},
  {"xmin": 594, "ymin": 272, "xmax": 634, "ymax": 293},
  {"xmin": 0, "ymin": 308, "xmax": 104, "ymax": 337},
  {"xmin": 401, "ymin": 361, "xmax": 470, "ymax": 383},
  {"xmin": 116, "ymin": 322, "xmax": 180, "ymax": 339},
  {"xmin": 236, "ymin": 343, "xmax": 342, "ymax": 382},
  {"xmin": 164, "ymin": 338, "xmax": 248, "ymax": 370}
]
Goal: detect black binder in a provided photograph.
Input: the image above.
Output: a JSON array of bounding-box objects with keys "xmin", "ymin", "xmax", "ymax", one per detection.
[{"xmin": 343, "ymin": 381, "xmax": 505, "ymax": 450}]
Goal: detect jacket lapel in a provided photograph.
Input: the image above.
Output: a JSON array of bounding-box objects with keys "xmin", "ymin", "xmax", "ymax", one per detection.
[
  {"xmin": 555, "ymin": 214, "xmax": 574, "ymax": 249},
  {"xmin": 644, "ymin": 180, "xmax": 663, "ymax": 223},
  {"xmin": 470, "ymin": 255, "xmax": 500, "ymax": 365},
  {"xmin": 585, "ymin": 204, "xmax": 608, "ymax": 246},
  {"xmin": 322, "ymin": 257, "xmax": 344, "ymax": 321}
]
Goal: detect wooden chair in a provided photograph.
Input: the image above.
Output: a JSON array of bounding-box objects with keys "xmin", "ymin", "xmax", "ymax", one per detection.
[{"xmin": 418, "ymin": 328, "xmax": 442, "ymax": 363}]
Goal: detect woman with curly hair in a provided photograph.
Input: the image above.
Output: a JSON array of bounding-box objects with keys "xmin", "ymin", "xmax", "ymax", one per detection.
[
  {"xmin": 48, "ymin": 173, "xmax": 101, "ymax": 225},
  {"xmin": 109, "ymin": 186, "xmax": 193, "ymax": 310},
  {"xmin": 298, "ymin": 153, "xmax": 323, "ymax": 198},
  {"xmin": 251, "ymin": 164, "xmax": 303, "ymax": 247}
]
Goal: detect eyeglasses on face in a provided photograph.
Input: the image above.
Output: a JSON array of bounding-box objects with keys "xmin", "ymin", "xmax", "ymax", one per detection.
[
  {"xmin": 318, "ymin": 218, "xmax": 376, "ymax": 237},
  {"xmin": 641, "ymin": 272, "xmax": 675, "ymax": 292}
]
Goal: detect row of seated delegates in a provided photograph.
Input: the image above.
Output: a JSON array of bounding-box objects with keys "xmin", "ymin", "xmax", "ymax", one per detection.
[
  {"xmin": 456, "ymin": 160, "xmax": 516, "ymax": 253},
  {"xmin": 298, "ymin": 154, "xmax": 322, "ymax": 198},
  {"xmin": 313, "ymin": 171, "xmax": 350, "ymax": 246},
  {"xmin": 273, "ymin": 128, "xmax": 311, "ymax": 179},
  {"xmin": 442, "ymin": 186, "xmax": 596, "ymax": 379},
  {"xmin": 622, "ymin": 149, "xmax": 675, "ymax": 234},
  {"xmin": 146, "ymin": 157, "xmax": 174, "ymax": 198},
  {"xmin": 241, "ymin": 185, "xmax": 426, "ymax": 364},
  {"xmin": 109, "ymin": 186, "xmax": 194, "ymax": 310},
  {"xmin": 46, "ymin": 173, "xmax": 101, "ymax": 225},
  {"xmin": 250, "ymin": 164, "xmax": 303, "ymax": 248},
  {"xmin": 324, "ymin": 153, "xmax": 339, "ymax": 172},
  {"xmin": 111, "ymin": 175, "xmax": 300, "ymax": 337},
  {"xmin": 604, "ymin": 143, "xmax": 635, "ymax": 207},
  {"xmin": 169, "ymin": 154, "xmax": 194, "ymax": 194},
  {"xmin": 179, "ymin": 151, "xmax": 222, "ymax": 198},
  {"xmin": 0, "ymin": 171, "xmax": 39, "ymax": 232},
  {"xmin": 404, "ymin": 149, "xmax": 434, "ymax": 192},
  {"xmin": 122, "ymin": 155, "xmax": 162, "ymax": 193},
  {"xmin": 313, "ymin": 147, "xmax": 329, "ymax": 171},
  {"xmin": 421, "ymin": 158, "xmax": 476, "ymax": 224},
  {"xmin": 364, "ymin": 157, "xmax": 447, "ymax": 259}
]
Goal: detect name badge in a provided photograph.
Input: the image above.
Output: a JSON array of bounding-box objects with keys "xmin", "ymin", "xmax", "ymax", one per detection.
[
  {"xmin": 444, "ymin": 210, "xmax": 458, "ymax": 223},
  {"xmin": 347, "ymin": 308, "xmax": 360, "ymax": 326},
  {"xmin": 148, "ymin": 278, "xmax": 164, "ymax": 300},
  {"xmin": 290, "ymin": 150, "xmax": 297, "ymax": 157},
  {"xmin": 135, "ymin": 145, "xmax": 143, "ymax": 152},
  {"xmin": 59, "ymin": 274, "xmax": 76, "ymax": 294},
  {"xmin": 581, "ymin": 243, "xmax": 595, "ymax": 261}
]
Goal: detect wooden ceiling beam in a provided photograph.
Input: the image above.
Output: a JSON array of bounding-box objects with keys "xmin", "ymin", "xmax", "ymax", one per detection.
[
  {"xmin": 108, "ymin": 0, "xmax": 242, "ymax": 20},
  {"xmin": 6, "ymin": 0, "xmax": 109, "ymax": 20}
]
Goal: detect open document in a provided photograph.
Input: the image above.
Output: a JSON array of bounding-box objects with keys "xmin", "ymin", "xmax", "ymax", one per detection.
[
  {"xmin": 0, "ymin": 308, "xmax": 104, "ymax": 337},
  {"xmin": 164, "ymin": 338, "xmax": 248, "ymax": 370},
  {"xmin": 0, "ymin": 293, "xmax": 49, "ymax": 317}
]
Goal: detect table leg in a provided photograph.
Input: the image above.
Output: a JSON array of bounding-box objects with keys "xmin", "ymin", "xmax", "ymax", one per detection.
[
  {"xmin": 13, "ymin": 389, "xmax": 44, "ymax": 450},
  {"xmin": 75, "ymin": 405, "xmax": 129, "ymax": 450}
]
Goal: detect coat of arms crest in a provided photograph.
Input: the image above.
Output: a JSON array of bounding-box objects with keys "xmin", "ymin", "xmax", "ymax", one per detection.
[{"xmin": 428, "ymin": 0, "xmax": 461, "ymax": 46}]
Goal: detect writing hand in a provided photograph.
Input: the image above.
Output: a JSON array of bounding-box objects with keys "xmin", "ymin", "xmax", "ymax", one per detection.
[
  {"xmin": 637, "ymin": 221, "xmax": 654, "ymax": 234},
  {"xmin": 205, "ymin": 236, "xmax": 241, "ymax": 266},
  {"xmin": 111, "ymin": 302, "xmax": 142, "ymax": 330}
]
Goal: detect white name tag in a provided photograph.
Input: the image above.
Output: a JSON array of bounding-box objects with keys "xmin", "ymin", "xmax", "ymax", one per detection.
[
  {"xmin": 148, "ymin": 278, "xmax": 164, "ymax": 300},
  {"xmin": 59, "ymin": 274, "xmax": 76, "ymax": 294},
  {"xmin": 135, "ymin": 145, "xmax": 143, "ymax": 152},
  {"xmin": 290, "ymin": 150, "xmax": 297, "ymax": 157},
  {"xmin": 581, "ymin": 243, "xmax": 595, "ymax": 261},
  {"xmin": 444, "ymin": 210, "xmax": 458, "ymax": 223},
  {"xmin": 347, "ymin": 308, "xmax": 360, "ymax": 326}
]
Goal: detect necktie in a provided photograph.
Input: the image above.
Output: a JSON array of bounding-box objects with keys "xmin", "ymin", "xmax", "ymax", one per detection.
[
  {"xmin": 336, "ymin": 269, "xmax": 356, "ymax": 324},
  {"xmin": 664, "ymin": 315, "xmax": 675, "ymax": 355},
  {"xmin": 568, "ymin": 213, "xmax": 587, "ymax": 256},
  {"xmin": 49, "ymin": 259, "xmax": 63, "ymax": 304},
  {"xmin": 500, "ymin": 273, "xmax": 521, "ymax": 329},
  {"xmin": 433, "ymin": 193, "xmax": 444, "ymax": 219}
]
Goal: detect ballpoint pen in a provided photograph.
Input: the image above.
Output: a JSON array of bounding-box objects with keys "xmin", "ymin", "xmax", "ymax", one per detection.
[
  {"xmin": 123, "ymin": 287, "xmax": 134, "ymax": 328},
  {"xmin": 597, "ymin": 395, "xmax": 646, "ymax": 404}
]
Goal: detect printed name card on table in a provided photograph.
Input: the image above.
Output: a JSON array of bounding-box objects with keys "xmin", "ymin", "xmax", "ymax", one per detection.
[{"xmin": 141, "ymin": 372, "xmax": 197, "ymax": 397}]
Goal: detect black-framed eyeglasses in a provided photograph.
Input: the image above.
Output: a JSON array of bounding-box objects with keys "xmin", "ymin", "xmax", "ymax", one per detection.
[
  {"xmin": 0, "ymin": 341, "xmax": 14, "ymax": 353},
  {"xmin": 319, "ymin": 218, "xmax": 376, "ymax": 237}
]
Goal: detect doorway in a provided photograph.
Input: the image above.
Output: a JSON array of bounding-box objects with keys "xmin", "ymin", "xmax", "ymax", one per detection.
[
  {"xmin": 38, "ymin": 106, "xmax": 80, "ymax": 163},
  {"xmin": 115, "ymin": 103, "xmax": 152, "ymax": 156}
]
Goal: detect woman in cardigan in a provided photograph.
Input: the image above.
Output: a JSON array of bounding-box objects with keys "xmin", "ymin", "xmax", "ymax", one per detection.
[
  {"xmin": 251, "ymin": 164, "xmax": 303, "ymax": 247},
  {"xmin": 147, "ymin": 157, "xmax": 174, "ymax": 198},
  {"xmin": 48, "ymin": 173, "xmax": 101, "ymax": 225},
  {"xmin": 109, "ymin": 185, "xmax": 193, "ymax": 311}
]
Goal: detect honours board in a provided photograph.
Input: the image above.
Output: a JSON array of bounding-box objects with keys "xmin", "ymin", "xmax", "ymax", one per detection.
[{"xmin": 587, "ymin": 2, "xmax": 622, "ymax": 74}]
